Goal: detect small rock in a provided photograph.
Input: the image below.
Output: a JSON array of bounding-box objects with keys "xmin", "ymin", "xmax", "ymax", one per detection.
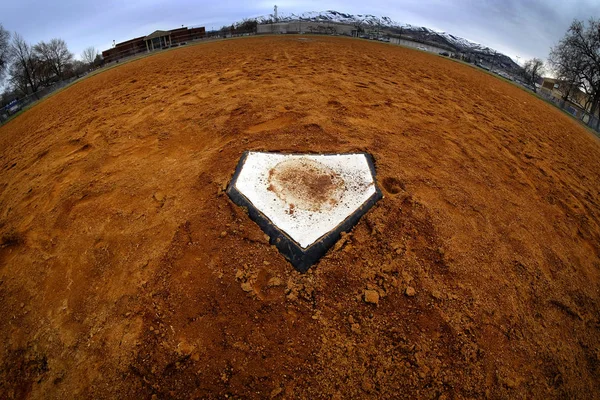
[
  {"xmin": 351, "ymin": 323, "xmax": 361, "ymax": 334},
  {"xmin": 241, "ymin": 282, "xmax": 253, "ymax": 292},
  {"xmin": 364, "ymin": 289, "xmax": 380, "ymax": 305},
  {"xmin": 381, "ymin": 264, "xmax": 393, "ymax": 273},
  {"xmin": 267, "ymin": 277, "xmax": 282, "ymax": 287},
  {"xmin": 220, "ymin": 231, "xmax": 227, "ymax": 238},
  {"xmin": 405, "ymin": 286, "xmax": 416, "ymax": 297},
  {"xmin": 270, "ymin": 387, "xmax": 283, "ymax": 398},
  {"xmin": 153, "ymin": 192, "xmax": 165, "ymax": 202}
]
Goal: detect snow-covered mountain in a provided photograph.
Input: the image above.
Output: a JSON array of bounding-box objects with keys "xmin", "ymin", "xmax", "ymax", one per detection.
[
  {"xmin": 258, "ymin": 10, "xmax": 402, "ymax": 28},
  {"xmin": 254, "ymin": 10, "xmax": 519, "ymax": 71}
]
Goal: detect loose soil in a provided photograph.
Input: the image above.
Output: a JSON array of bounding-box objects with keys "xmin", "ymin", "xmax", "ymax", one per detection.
[
  {"xmin": 268, "ymin": 158, "xmax": 344, "ymax": 212},
  {"xmin": 1, "ymin": 36, "xmax": 599, "ymax": 399}
]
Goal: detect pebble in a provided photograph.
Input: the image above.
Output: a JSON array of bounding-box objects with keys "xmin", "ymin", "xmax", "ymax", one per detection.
[
  {"xmin": 405, "ymin": 286, "xmax": 416, "ymax": 297},
  {"xmin": 364, "ymin": 289, "xmax": 380, "ymax": 305},
  {"xmin": 270, "ymin": 387, "xmax": 283, "ymax": 398},
  {"xmin": 220, "ymin": 231, "xmax": 227, "ymax": 238},
  {"xmin": 241, "ymin": 282, "xmax": 253, "ymax": 292},
  {"xmin": 154, "ymin": 192, "xmax": 165, "ymax": 202},
  {"xmin": 267, "ymin": 277, "xmax": 282, "ymax": 287}
]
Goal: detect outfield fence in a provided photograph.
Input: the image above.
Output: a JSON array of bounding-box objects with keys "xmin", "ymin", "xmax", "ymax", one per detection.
[
  {"xmin": 2, "ymin": 32, "xmax": 600, "ymax": 138},
  {"xmin": 538, "ymin": 90, "xmax": 600, "ymax": 135},
  {"xmin": 0, "ymin": 76, "xmax": 82, "ymax": 125}
]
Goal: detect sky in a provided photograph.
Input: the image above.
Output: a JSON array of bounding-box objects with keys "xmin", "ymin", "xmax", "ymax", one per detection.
[{"xmin": 1, "ymin": 0, "xmax": 599, "ymax": 65}]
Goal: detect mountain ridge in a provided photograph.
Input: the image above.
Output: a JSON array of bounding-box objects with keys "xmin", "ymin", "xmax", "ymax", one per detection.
[{"xmin": 251, "ymin": 10, "xmax": 520, "ymax": 71}]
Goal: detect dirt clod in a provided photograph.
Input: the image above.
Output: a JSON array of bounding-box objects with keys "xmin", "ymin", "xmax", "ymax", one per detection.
[
  {"xmin": 241, "ymin": 282, "xmax": 253, "ymax": 292},
  {"xmin": 364, "ymin": 289, "xmax": 380, "ymax": 305},
  {"xmin": 267, "ymin": 277, "xmax": 282, "ymax": 287}
]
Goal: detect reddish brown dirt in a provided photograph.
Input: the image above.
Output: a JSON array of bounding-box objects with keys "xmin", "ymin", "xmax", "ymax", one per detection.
[
  {"xmin": 268, "ymin": 159, "xmax": 344, "ymax": 211},
  {"xmin": 1, "ymin": 36, "xmax": 600, "ymax": 399}
]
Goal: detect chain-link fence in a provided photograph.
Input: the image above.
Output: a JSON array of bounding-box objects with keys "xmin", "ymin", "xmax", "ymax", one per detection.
[
  {"xmin": 538, "ymin": 90, "xmax": 600, "ymax": 135},
  {"xmin": 0, "ymin": 31, "xmax": 246, "ymax": 126},
  {"xmin": 3, "ymin": 33, "xmax": 600, "ymax": 137},
  {"xmin": 0, "ymin": 76, "xmax": 82, "ymax": 125}
]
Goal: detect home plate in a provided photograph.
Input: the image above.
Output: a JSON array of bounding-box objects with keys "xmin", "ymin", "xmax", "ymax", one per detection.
[{"xmin": 227, "ymin": 151, "xmax": 383, "ymax": 272}]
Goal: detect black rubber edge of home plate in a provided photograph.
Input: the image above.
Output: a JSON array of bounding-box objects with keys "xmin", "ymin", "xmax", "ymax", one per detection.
[{"xmin": 227, "ymin": 151, "xmax": 383, "ymax": 273}]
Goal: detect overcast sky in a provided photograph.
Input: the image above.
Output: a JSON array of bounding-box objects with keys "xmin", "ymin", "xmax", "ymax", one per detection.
[{"xmin": 1, "ymin": 0, "xmax": 599, "ymax": 64}]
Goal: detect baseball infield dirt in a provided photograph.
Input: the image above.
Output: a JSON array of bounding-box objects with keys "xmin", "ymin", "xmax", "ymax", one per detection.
[{"xmin": 1, "ymin": 36, "xmax": 599, "ymax": 399}]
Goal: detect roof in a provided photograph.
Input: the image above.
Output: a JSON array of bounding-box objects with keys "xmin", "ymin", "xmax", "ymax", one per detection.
[
  {"xmin": 144, "ymin": 30, "xmax": 171, "ymax": 40},
  {"xmin": 542, "ymin": 77, "xmax": 557, "ymax": 83},
  {"xmin": 115, "ymin": 36, "xmax": 144, "ymax": 47}
]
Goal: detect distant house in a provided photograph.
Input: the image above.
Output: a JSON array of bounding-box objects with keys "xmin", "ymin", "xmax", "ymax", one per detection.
[
  {"xmin": 540, "ymin": 78, "xmax": 563, "ymax": 99},
  {"xmin": 539, "ymin": 77, "xmax": 599, "ymax": 120}
]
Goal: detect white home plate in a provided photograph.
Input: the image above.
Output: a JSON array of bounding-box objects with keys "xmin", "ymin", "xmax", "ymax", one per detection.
[{"xmin": 227, "ymin": 152, "xmax": 382, "ymax": 272}]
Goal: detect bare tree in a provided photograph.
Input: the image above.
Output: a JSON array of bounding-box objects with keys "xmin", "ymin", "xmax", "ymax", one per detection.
[
  {"xmin": 0, "ymin": 24, "xmax": 10, "ymax": 80},
  {"xmin": 522, "ymin": 58, "xmax": 544, "ymax": 92},
  {"xmin": 549, "ymin": 18, "xmax": 600, "ymax": 123},
  {"xmin": 81, "ymin": 46, "xmax": 99, "ymax": 66},
  {"xmin": 33, "ymin": 38, "xmax": 73, "ymax": 79},
  {"xmin": 65, "ymin": 59, "xmax": 88, "ymax": 78},
  {"xmin": 9, "ymin": 33, "xmax": 41, "ymax": 96}
]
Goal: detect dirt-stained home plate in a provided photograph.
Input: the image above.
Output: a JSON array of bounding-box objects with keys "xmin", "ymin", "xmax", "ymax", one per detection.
[{"xmin": 227, "ymin": 152, "xmax": 382, "ymax": 272}]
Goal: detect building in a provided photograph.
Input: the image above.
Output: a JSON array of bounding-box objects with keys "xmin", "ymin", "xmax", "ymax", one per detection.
[
  {"xmin": 389, "ymin": 37, "xmax": 453, "ymax": 55},
  {"xmin": 257, "ymin": 21, "xmax": 358, "ymax": 36},
  {"xmin": 540, "ymin": 77, "xmax": 590, "ymax": 109},
  {"xmin": 539, "ymin": 77, "xmax": 600, "ymax": 122},
  {"xmin": 102, "ymin": 26, "xmax": 206, "ymax": 63}
]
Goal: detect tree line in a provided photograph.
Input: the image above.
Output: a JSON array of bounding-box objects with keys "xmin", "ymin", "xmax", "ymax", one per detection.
[
  {"xmin": 549, "ymin": 18, "xmax": 600, "ymax": 121},
  {"xmin": 458, "ymin": 18, "xmax": 599, "ymax": 124},
  {"xmin": 0, "ymin": 24, "xmax": 101, "ymax": 102},
  {"xmin": 219, "ymin": 19, "xmax": 258, "ymax": 36}
]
